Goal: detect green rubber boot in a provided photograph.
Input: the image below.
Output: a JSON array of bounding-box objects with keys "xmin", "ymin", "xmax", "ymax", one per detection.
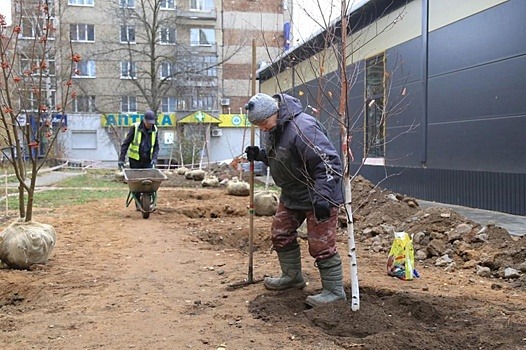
[
  {"xmin": 264, "ymin": 244, "xmax": 306, "ymax": 291},
  {"xmin": 305, "ymin": 253, "xmax": 346, "ymax": 307}
]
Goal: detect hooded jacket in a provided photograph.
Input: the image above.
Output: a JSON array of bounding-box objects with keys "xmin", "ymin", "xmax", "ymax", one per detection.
[{"xmin": 260, "ymin": 94, "xmax": 344, "ymax": 210}]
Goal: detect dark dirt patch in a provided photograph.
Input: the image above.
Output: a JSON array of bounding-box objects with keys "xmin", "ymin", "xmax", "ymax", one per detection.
[{"xmin": 249, "ymin": 286, "xmax": 526, "ymax": 350}]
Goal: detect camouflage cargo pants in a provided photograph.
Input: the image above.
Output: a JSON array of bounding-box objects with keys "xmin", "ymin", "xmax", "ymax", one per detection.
[{"xmin": 270, "ymin": 202, "xmax": 339, "ymax": 260}]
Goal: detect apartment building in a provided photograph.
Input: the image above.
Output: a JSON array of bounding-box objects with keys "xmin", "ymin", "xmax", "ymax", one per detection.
[{"xmin": 8, "ymin": 0, "xmax": 292, "ymax": 165}]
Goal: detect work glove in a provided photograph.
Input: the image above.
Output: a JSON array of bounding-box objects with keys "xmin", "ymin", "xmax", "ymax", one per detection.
[
  {"xmin": 151, "ymin": 159, "xmax": 157, "ymax": 168},
  {"xmin": 118, "ymin": 160, "xmax": 125, "ymax": 170},
  {"xmin": 313, "ymin": 200, "xmax": 331, "ymax": 223},
  {"xmin": 245, "ymin": 146, "xmax": 260, "ymax": 162}
]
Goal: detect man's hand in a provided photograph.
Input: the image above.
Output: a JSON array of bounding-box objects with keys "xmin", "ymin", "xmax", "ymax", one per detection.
[
  {"xmin": 151, "ymin": 159, "xmax": 157, "ymax": 168},
  {"xmin": 118, "ymin": 161, "xmax": 125, "ymax": 170},
  {"xmin": 314, "ymin": 200, "xmax": 331, "ymax": 222},
  {"xmin": 245, "ymin": 146, "xmax": 260, "ymax": 162}
]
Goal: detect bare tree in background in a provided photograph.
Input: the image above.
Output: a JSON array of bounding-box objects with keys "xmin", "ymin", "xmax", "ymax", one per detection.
[{"xmin": 70, "ymin": 0, "xmax": 245, "ymax": 161}]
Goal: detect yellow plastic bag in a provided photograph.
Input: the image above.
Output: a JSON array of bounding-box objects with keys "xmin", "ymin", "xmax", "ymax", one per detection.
[{"xmin": 386, "ymin": 231, "xmax": 419, "ymax": 280}]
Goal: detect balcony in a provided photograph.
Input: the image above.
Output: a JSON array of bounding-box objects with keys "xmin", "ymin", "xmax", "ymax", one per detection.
[
  {"xmin": 176, "ymin": 8, "xmax": 217, "ymax": 21},
  {"xmin": 172, "ymin": 77, "xmax": 218, "ymax": 89},
  {"xmin": 182, "ymin": 43, "xmax": 217, "ymax": 54}
]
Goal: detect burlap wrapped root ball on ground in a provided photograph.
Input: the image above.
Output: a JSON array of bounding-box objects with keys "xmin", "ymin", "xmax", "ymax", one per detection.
[
  {"xmin": 226, "ymin": 178, "xmax": 249, "ymax": 196},
  {"xmin": 254, "ymin": 190, "xmax": 279, "ymax": 216},
  {"xmin": 202, "ymin": 175, "xmax": 219, "ymax": 188},
  {"xmin": 176, "ymin": 166, "xmax": 188, "ymax": 175},
  {"xmin": 0, "ymin": 221, "xmax": 57, "ymax": 269},
  {"xmin": 185, "ymin": 169, "xmax": 206, "ymax": 181}
]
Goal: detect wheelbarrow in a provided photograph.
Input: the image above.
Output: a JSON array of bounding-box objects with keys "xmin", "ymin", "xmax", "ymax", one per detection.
[{"xmin": 123, "ymin": 168, "xmax": 167, "ymax": 219}]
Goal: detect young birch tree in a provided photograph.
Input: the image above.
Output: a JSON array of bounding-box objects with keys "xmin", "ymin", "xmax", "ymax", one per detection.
[{"xmin": 256, "ymin": 0, "xmax": 412, "ymax": 310}]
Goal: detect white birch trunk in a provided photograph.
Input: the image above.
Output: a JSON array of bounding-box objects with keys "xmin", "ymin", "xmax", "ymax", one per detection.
[{"xmin": 343, "ymin": 174, "xmax": 359, "ymax": 310}]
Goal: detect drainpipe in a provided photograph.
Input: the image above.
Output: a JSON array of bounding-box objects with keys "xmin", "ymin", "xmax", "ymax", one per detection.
[{"xmin": 421, "ymin": 0, "xmax": 429, "ymax": 166}]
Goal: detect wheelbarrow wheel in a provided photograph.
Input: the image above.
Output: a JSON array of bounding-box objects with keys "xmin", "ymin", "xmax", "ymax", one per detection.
[{"xmin": 141, "ymin": 193, "xmax": 151, "ymax": 219}]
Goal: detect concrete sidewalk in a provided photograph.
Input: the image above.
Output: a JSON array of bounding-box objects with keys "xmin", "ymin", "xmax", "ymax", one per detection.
[
  {"xmin": 3, "ymin": 170, "xmax": 85, "ymax": 188},
  {"xmin": 419, "ymin": 200, "xmax": 525, "ymax": 237},
  {"xmin": 33, "ymin": 171, "xmax": 84, "ymax": 187}
]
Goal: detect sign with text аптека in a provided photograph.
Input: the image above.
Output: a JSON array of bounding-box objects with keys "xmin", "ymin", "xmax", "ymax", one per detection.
[{"xmin": 101, "ymin": 113, "xmax": 176, "ymax": 127}]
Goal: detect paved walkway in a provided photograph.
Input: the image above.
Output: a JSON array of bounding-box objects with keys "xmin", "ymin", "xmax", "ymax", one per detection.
[
  {"xmin": 3, "ymin": 170, "xmax": 84, "ymax": 188},
  {"xmin": 419, "ymin": 200, "xmax": 525, "ymax": 237},
  {"xmin": 33, "ymin": 171, "xmax": 84, "ymax": 187}
]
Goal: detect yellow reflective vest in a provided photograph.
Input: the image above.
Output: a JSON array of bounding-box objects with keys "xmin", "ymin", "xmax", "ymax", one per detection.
[{"xmin": 127, "ymin": 122, "xmax": 157, "ymax": 161}]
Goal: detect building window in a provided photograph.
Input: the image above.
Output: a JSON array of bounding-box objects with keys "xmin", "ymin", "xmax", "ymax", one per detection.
[
  {"xmin": 190, "ymin": 0, "xmax": 213, "ymax": 11},
  {"xmin": 71, "ymin": 130, "xmax": 97, "ymax": 149},
  {"xmin": 68, "ymin": 0, "xmax": 94, "ymax": 6},
  {"xmin": 365, "ymin": 54, "xmax": 385, "ymax": 159},
  {"xmin": 159, "ymin": 61, "xmax": 174, "ymax": 80},
  {"xmin": 160, "ymin": 0, "xmax": 175, "ymax": 10},
  {"xmin": 160, "ymin": 27, "xmax": 176, "ymax": 44},
  {"xmin": 120, "ymin": 25, "xmax": 135, "ymax": 43},
  {"xmin": 72, "ymin": 95, "xmax": 96, "ymax": 113},
  {"xmin": 190, "ymin": 28, "xmax": 214, "ymax": 46},
  {"xmin": 121, "ymin": 96, "xmax": 137, "ymax": 113},
  {"xmin": 20, "ymin": 17, "xmax": 55, "ymax": 39},
  {"xmin": 19, "ymin": 57, "xmax": 56, "ymax": 77},
  {"xmin": 119, "ymin": 0, "xmax": 135, "ymax": 8},
  {"xmin": 20, "ymin": 90, "xmax": 56, "ymax": 112},
  {"xmin": 177, "ymin": 99, "xmax": 187, "ymax": 111},
  {"xmin": 161, "ymin": 97, "xmax": 177, "ymax": 113},
  {"xmin": 120, "ymin": 60, "xmax": 137, "ymax": 79},
  {"xmin": 20, "ymin": 18, "xmax": 36, "ymax": 39},
  {"xmin": 195, "ymin": 55, "xmax": 217, "ymax": 77},
  {"xmin": 191, "ymin": 95, "xmax": 214, "ymax": 111},
  {"xmin": 70, "ymin": 24, "xmax": 95, "ymax": 42},
  {"xmin": 73, "ymin": 60, "xmax": 96, "ymax": 78}
]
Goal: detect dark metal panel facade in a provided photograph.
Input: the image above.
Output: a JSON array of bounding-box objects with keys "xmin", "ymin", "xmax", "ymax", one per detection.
[
  {"xmin": 428, "ymin": 0, "xmax": 526, "ymax": 77},
  {"xmin": 425, "ymin": 0, "xmax": 526, "ymax": 173},
  {"xmin": 359, "ymin": 165, "xmax": 526, "ymax": 216}
]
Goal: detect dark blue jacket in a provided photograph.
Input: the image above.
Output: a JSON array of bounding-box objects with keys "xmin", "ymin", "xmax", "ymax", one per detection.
[{"xmin": 260, "ymin": 94, "xmax": 344, "ymax": 210}]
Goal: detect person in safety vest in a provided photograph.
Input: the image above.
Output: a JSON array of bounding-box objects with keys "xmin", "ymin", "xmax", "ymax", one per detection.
[{"xmin": 118, "ymin": 110, "xmax": 159, "ymax": 169}]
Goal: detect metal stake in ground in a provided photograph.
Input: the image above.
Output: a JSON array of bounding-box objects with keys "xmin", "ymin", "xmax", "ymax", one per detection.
[{"xmin": 228, "ymin": 39, "xmax": 262, "ymax": 289}]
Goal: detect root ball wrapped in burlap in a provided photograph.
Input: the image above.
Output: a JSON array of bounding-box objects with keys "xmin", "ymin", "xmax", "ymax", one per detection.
[
  {"xmin": 226, "ymin": 178, "xmax": 249, "ymax": 196},
  {"xmin": 191, "ymin": 169, "xmax": 206, "ymax": 181},
  {"xmin": 185, "ymin": 169, "xmax": 206, "ymax": 181},
  {"xmin": 0, "ymin": 221, "xmax": 57, "ymax": 269},
  {"xmin": 176, "ymin": 167, "xmax": 188, "ymax": 175},
  {"xmin": 202, "ymin": 175, "xmax": 219, "ymax": 188},
  {"xmin": 254, "ymin": 190, "xmax": 279, "ymax": 216}
]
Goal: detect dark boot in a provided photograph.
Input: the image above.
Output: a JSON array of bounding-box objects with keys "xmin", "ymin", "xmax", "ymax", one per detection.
[
  {"xmin": 264, "ymin": 244, "xmax": 306, "ymax": 291},
  {"xmin": 305, "ymin": 253, "xmax": 346, "ymax": 307}
]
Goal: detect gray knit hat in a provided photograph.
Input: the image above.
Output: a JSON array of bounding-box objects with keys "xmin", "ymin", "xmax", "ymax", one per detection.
[{"xmin": 244, "ymin": 93, "xmax": 279, "ymax": 124}]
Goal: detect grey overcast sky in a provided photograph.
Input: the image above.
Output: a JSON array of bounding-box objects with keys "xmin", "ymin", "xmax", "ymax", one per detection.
[
  {"xmin": 0, "ymin": 0, "xmax": 12, "ymax": 26},
  {"xmin": 291, "ymin": 0, "xmax": 371, "ymax": 49}
]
